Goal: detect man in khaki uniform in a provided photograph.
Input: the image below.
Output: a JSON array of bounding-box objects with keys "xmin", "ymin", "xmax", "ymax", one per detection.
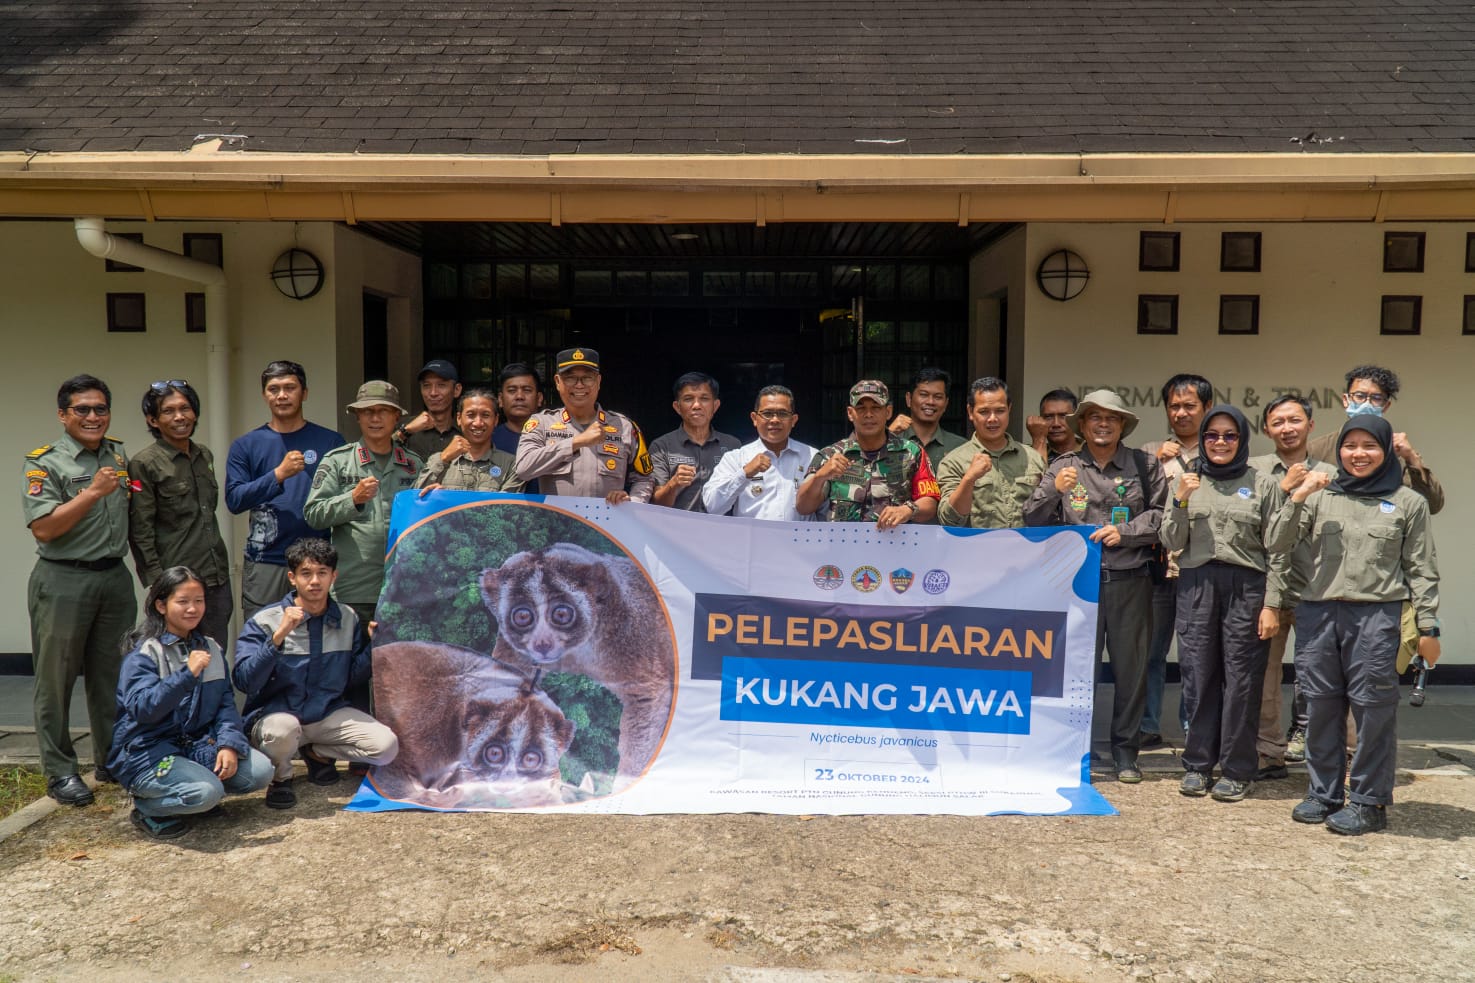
[
  {"xmin": 23, "ymin": 374, "xmax": 138, "ymax": 805},
  {"xmin": 937, "ymin": 377, "xmax": 1045, "ymax": 529},
  {"xmin": 514, "ymin": 347, "xmax": 654, "ymax": 503},
  {"xmin": 416, "ymin": 386, "xmax": 521, "ymax": 493}
]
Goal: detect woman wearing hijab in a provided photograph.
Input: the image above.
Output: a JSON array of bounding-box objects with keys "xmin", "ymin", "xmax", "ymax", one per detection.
[
  {"xmin": 1270, "ymin": 416, "xmax": 1440, "ymax": 835},
  {"xmin": 1161, "ymin": 405, "xmax": 1287, "ymax": 801}
]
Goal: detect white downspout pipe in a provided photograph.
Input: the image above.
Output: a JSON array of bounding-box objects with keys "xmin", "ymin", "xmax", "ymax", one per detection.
[{"xmin": 74, "ymin": 217, "xmax": 234, "ymax": 563}]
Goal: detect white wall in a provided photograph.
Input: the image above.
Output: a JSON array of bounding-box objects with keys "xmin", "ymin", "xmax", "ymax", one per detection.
[
  {"xmin": 0, "ymin": 220, "xmax": 420, "ymax": 655},
  {"xmin": 973, "ymin": 220, "xmax": 1470, "ymax": 662}
]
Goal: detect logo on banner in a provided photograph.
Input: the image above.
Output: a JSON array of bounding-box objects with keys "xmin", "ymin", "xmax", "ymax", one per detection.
[
  {"xmin": 889, "ymin": 568, "xmax": 914, "ymax": 593},
  {"xmin": 851, "ymin": 566, "xmax": 881, "ymax": 593},
  {"xmin": 922, "ymin": 569, "xmax": 951, "ymax": 595},
  {"xmin": 812, "ymin": 564, "xmax": 844, "ymax": 590}
]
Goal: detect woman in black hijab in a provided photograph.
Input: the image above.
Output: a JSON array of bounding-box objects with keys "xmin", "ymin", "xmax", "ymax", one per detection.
[
  {"xmin": 1271, "ymin": 416, "xmax": 1441, "ymax": 835},
  {"xmin": 1161, "ymin": 406, "xmax": 1288, "ymax": 801}
]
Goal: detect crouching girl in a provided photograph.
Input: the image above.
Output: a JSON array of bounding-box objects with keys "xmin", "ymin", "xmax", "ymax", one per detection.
[{"xmin": 108, "ymin": 566, "xmax": 274, "ymax": 839}]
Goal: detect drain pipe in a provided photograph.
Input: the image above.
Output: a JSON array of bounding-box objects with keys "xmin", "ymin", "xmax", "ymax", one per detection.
[{"xmin": 74, "ymin": 217, "xmax": 233, "ymax": 561}]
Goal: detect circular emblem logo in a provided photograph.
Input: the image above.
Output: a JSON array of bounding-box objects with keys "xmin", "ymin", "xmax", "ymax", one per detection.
[
  {"xmin": 812, "ymin": 564, "xmax": 844, "ymax": 590},
  {"xmin": 303, "ymin": 449, "xmax": 319, "ymax": 465},
  {"xmin": 1237, "ymin": 486, "xmax": 1252, "ymax": 499},
  {"xmin": 922, "ymin": 569, "xmax": 951, "ymax": 595},
  {"xmin": 572, "ymin": 349, "xmax": 586, "ymax": 361},
  {"xmin": 851, "ymin": 565, "xmax": 882, "ymax": 593},
  {"xmin": 604, "ymin": 459, "xmax": 617, "ymax": 471},
  {"xmin": 489, "ymin": 466, "xmax": 503, "ymax": 478},
  {"xmin": 1380, "ymin": 500, "xmax": 1395, "ymax": 513}
]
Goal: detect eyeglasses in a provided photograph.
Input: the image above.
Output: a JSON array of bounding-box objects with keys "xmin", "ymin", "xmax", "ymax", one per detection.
[
  {"xmin": 150, "ymin": 379, "xmax": 190, "ymax": 393},
  {"xmin": 68, "ymin": 404, "xmax": 111, "ymax": 417},
  {"xmin": 755, "ymin": 410, "xmax": 794, "ymax": 421},
  {"xmin": 1346, "ymin": 391, "xmax": 1390, "ymax": 407},
  {"xmin": 1202, "ymin": 432, "xmax": 1240, "ymax": 444}
]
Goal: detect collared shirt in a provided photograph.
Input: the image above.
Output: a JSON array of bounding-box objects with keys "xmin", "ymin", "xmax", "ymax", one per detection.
[
  {"xmin": 303, "ymin": 441, "xmax": 423, "ymax": 604},
  {"xmin": 22, "ymin": 432, "xmax": 131, "ymax": 561},
  {"xmin": 1307, "ymin": 429, "xmax": 1444, "ymax": 514},
  {"xmin": 1046, "ymin": 439, "xmax": 1083, "ymax": 464},
  {"xmin": 1267, "ymin": 485, "xmax": 1439, "ymax": 629},
  {"xmin": 416, "ymin": 446, "xmax": 522, "ymax": 493},
  {"xmin": 895, "ymin": 424, "xmax": 968, "ymax": 473},
  {"xmin": 127, "ymin": 437, "xmax": 230, "ymax": 587},
  {"xmin": 1248, "ymin": 452, "xmax": 1336, "ymax": 606},
  {"xmin": 514, "ymin": 405, "xmax": 655, "ymax": 501},
  {"xmin": 805, "ymin": 432, "xmax": 941, "ymax": 523},
  {"xmin": 396, "ymin": 421, "xmax": 460, "ymax": 463},
  {"xmin": 701, "ymin": 437, "xmax": 819, "ymax": 521},
  {"xmin": 1160, "ymin": 465, "xmax": 1289, "ymax": 607},
  {"xmin": 936, "ymin": 433, "xmax": 1046, "ymax": 529},
  {"xmin": 649, "ymin": 427, "xmax": 743, "ymax": 511},
  {"xmin": 1023, "ymin": 444, "xmax": 1169, "ymax": 571},
  {"xmin": 492, "ymin": 422, "xmax": 538, "ymax": 493}
]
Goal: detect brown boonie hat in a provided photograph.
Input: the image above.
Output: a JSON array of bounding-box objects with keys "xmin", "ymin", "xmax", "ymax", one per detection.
[
  {"xmin": 346, "ymin": 380, "xmax": 408, "ymax": 414},
  {"xmin": 849, "ymin": 380, "xmax": 890, "ymax": 406},
  {"xmin": 1069, "ymin": 388, "xmax": 1139, "ymax": 438}
]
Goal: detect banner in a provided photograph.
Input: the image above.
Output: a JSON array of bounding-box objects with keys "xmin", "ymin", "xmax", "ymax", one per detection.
[{"xmin": 347, "ymin": 492, "xmax": 1114, "ymax": 817}]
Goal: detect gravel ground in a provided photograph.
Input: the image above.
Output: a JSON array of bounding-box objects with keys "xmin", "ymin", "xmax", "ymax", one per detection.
[{"xmin": 0, "ymin": 768, "xmax": 1472, "ymax": 983}]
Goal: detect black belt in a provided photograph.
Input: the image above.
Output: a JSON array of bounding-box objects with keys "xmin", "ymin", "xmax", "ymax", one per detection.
[
  {"xmin": 1100, "ymin": 565, "xmax": 1150, "ymax": 582},
  {"xmin": 43, "ymin": 556, "xmax": 124, "ymax": 572}
]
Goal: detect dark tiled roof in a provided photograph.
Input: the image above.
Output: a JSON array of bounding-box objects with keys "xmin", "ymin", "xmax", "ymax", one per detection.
[{"xmin": 3, "ymin": 1, "xmax": 1473, "ymax": 155}]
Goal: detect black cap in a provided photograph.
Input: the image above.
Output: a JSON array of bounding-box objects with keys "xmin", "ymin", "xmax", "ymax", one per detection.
[
  {"xmin": 417, "ymin": 359, "xmax": 459, "ymax": 383},
  {"xmin": 554, "ymin": 348, "xmax": 600, "ymax": 373}
]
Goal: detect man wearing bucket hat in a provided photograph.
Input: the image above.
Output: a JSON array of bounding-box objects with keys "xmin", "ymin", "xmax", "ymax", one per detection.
[
  {"xmin": 796, "ymin": 380, "xmax": 940, "ymax": 528},
  {"xmin": 304, "ymin": 380, "xmax": 423, "ymax": 629},
  {"xmin": 1024, "ymin": 388, "xmax": 1170, "ymax": 783}
]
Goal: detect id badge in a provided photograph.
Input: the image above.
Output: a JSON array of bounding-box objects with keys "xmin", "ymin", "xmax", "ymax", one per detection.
[{"xmin": 1110, "ymin": 506, "xmax": 1130, "ymax": 525}]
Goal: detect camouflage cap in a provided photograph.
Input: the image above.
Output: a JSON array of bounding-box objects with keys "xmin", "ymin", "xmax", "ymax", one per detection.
[
  {"xmin": 345, "ymin": 380, "xmax": 408, "ymax": 414},
  {"xmin": 849, "ymin": 380, "xmax": 890, "ymax": 406}
]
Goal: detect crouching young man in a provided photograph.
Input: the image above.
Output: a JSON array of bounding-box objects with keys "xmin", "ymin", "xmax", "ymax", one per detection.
[{"xmin": 233, "ymin": 537, "xmax": 398, "ymax": 809}]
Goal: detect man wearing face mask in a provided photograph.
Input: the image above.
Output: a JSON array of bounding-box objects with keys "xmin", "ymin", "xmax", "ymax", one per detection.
[{"xmin": 1307, "ymin": 364, "xmax": 1442, "ymax": 514}]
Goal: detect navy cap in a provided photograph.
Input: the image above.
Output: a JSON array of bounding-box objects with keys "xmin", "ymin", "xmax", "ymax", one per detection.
[
  {"xmin": 555, "ymin": 348, "xmax": 600, "ymax": 373},
  {"xmin": 418, "ymin": 359, "xmax": 459, "ymax": 383}
]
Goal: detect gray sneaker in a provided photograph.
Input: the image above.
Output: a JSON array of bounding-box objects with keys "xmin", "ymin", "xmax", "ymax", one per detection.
[
  {"xmin": 1210, "ymin": 777, "xmax": 1253, "ymax": 802},
  {"xmin": 1179, "ymin": 771, "xmax": 1211, "ymax": 797},
  {"xmin": 1285, "ymin": 728, "xmax": 1307, "ymax": 762}
]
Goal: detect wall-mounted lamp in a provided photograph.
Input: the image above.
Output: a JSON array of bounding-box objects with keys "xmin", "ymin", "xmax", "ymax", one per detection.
[
  {"xmin": 270, "ymin": 248, "xmax": 325, "ymax": 300},
  {"xmin": 1036, "ymin": 249, "xmax": 1090, "ymax": 301}
]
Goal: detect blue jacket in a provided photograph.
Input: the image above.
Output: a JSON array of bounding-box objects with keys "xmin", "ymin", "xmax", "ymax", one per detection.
[
  {"xmin": 233, "ymin": 593, "xmax": 371, "ymax": 730},
  {"xmin": 107, "ymin": 633, "xmax": 251, "ymax": 789}
]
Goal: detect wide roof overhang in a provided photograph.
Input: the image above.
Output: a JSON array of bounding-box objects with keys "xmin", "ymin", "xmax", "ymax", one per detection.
[{"xmin": 3, "ymin": 151, "xmax": 1475, "ymax": 225}]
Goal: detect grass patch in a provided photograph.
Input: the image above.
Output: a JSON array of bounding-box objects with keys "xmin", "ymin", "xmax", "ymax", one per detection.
[{"xmin": 0, "ymin": 765, "xmax": 48, "ymax": 820}]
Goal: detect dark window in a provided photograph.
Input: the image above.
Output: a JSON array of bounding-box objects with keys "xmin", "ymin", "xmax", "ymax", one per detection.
[
  {"xmin": 1139, "ymin": 232, "xmax": 1180, "ymax": 272},
  {"xmin": 496, "ymin": 263, "xmax": 527, "ymax": 299},
  {"xmin": 1219, "ymin": 295, "xmax": 1260, "ymax": 335},
  {"xmin": 1137, "ymin": 295, "xmax": 1178, "ymax": 334},
  {"xmin": 1380, "ymin": 295, "xmax": 1422, "ymax": 335},
  {"xmin": 1220, "ymin": 232, "xmax": 1261, "ymax": 272},
  {"xmin": 1464, "ymin": 296, "xmax": 1475, "ymax": 336},
  {"xmin": 1383, "ymin": 232, "xmax": 1425, "ymax": 273},
  {"xmin": 106, "ymin": 292, "xmax": 146, "ymax": 332},
  {"xmin": 105, "ymin": 233, "xmax": 144, "ymax": 273},
  {"xmin": 182, "ymin": 233, "xmax": 223, "ymax": 268},
  {"xmin": 1465, "ymin": 233, "xmax": 1475, "ymax": 273},
  {"xmin": 185, "ymin": 292, "xmax": 206, "ymax": 333},
  {"xmin": 650, "ymin": 270, "xmax": 689, "ymax": 297},
  {"xmin": 573, "ymin": 270, "xmax": 612, "ymax": 297},
  {"xmin": 461, "ymin": 262, "xmax": 492, "ymax": 299}
]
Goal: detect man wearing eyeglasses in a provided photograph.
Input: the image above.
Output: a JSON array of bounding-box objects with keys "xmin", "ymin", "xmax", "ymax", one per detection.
[
  {"xmin": 22, "ymin": 374, "xmax": 138, "ymax": 806},
  {"xmin": 514, "ymin": 348, "xmax": 655, "ymax": 504},
  {"xmin": 650, "ymin": 372, "xmax": 741, "ymax": 512},
  {"xmin": 702, "ymin": 385, "xmax": 817, "ymax": 521},
  {"xmin": 127, "ymin": 380, "xmax": 233, "ymax": 650},
  {"xmin": 1307, "ymin": 364, "xmax": 1443, "ymax": 513}
]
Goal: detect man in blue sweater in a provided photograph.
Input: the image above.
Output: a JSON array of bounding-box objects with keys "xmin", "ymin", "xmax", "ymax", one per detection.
[{"xmin": 225, "ymin": 361, "xmax": 344, "ymax": 618}]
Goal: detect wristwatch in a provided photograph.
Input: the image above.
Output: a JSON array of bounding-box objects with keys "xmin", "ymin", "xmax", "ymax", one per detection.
[
  {"xmin": 905, "ymin": 501, "xmax": 920, "ymax": 517},
  {"xmin": 1420, "ymin": 627, "xmax": 1440, "ymax": 639}
]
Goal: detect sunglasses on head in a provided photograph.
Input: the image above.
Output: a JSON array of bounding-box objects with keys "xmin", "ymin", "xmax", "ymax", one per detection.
[{"xmin": 150, "ymin": 379, "xmax": 190, "ymax": 394}]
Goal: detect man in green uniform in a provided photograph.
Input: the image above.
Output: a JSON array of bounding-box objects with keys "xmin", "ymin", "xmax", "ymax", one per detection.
[
  {"xmin": 937, "ymin": 377, "xmax": 1046, "ymax": 529},
  {"xmin": 127, "ymin": 379, "xmax": 232, "ymax": 648},
  {"xmin": 416, "ymin": 386, "xmax": 522, "ymax": 493},
  {"xmin": 23, "ymin": 374, "xmax": 138, "ymax": 805},
  {"xmin": 887, "ymin": 367, "xmax": 966, "ymax": 473}
]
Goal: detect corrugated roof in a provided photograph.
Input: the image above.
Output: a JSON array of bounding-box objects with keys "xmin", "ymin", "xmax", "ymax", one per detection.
[{"xmin": 3, "ymin": 1, "xmax": 1473, "ymax": 155}]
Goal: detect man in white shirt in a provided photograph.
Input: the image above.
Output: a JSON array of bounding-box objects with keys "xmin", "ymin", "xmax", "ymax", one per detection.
[{"xmin": 701, "ymin": 386, "xmax": 816, "ymax": 521}]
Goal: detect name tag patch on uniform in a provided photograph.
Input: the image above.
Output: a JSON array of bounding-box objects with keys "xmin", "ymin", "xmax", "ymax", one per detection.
[
  {"xmin": 1237, "ymin": 487, "xmax": 1252, "ymax": 499},
  {"xmin": 1380, "ymin": 500, "xmax": 1395, "ymax": 513}
]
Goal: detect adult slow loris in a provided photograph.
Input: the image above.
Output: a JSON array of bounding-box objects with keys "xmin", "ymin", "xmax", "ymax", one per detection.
[
  {"xmin": 480, "ymin": 543, "xmax": 675, "ymax": 789},
  {"xmin": 372, "ymin": 640, "xmax": 575, "ymax": 809}
]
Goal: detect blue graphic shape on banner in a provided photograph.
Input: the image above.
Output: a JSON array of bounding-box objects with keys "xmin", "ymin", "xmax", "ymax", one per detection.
[{"xmin": 720, "ymin": 656, "xmax": 1032, "ymax": 735}]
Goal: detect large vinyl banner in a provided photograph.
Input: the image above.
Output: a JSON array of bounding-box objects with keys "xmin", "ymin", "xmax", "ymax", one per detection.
[{"xmin": 347, "ymin": 492, "xmax": 1114, "ymax": 817}]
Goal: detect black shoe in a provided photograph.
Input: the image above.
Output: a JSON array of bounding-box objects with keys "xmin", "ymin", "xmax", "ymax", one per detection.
[
  {"xmin": 302, "ymin": 746, "xmax": 340, "ymax": 786},
  {"xmin": 1138, "ymin": 732, "xmax": 1164, "ymax": 749},
  {"xmin": 1326, "ymin": 802, "xmax": 1387, "ymax": 836},
  {"xmin": 1114, "ymin": 754, "xmax": 1143, "ymax": 783},
  {"xmin": 130, "ymin": 808, "xmax": 188, "ymax": 840},
  {"xmin": 264, "ymin": 780, "xmax": 297, "ymax": 809},
  {"xmin": 1254, "ymin": 763, "xmax": 1290, "ymax": 781},
  {"xmin": 1211, "ymin": 777, "xmax": 1253, "ymax": 802},
  {"xmin": 93, "ymin": 765, "xmax": 117, "ymax": 785},
  {"xmin": 347, "ymin": 761, "xmax": 370, "ymax": 778},
  {"xmin": 1292, "ymin": 796, "xmax": 1337, "ymax": 824},
  {"xmin": 197, "ymin": 805, "xmax": 226, "ymax": 820},
  {"xmin": 46, "ymin": 774, "xmax": 94, "ymax": 807},
  {"xmin": 1179, "ymin": 771, "xmax": 1211, "ymax": 797}
]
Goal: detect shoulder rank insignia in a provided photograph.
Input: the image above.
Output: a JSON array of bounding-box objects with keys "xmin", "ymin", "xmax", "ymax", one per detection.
[
  {"xmin": 26, "ymin": 445, "xmax": 51, "ymax": 458},
  {"xmin": 522, "ymin": 418, "xmax": 539, "ymax": 433},
  {"xmin": 392, "ymin": 446, "xmax": 414, "ymax": 472},
  {"xmin": 356, "ymin": 446, "xmax": 373, "ymax": 466}
]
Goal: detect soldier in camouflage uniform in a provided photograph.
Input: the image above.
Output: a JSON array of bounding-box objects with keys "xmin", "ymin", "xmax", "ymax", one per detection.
[{"xmin": 797, "ymin": 380, "xmax": 940, "ymax": 529}]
